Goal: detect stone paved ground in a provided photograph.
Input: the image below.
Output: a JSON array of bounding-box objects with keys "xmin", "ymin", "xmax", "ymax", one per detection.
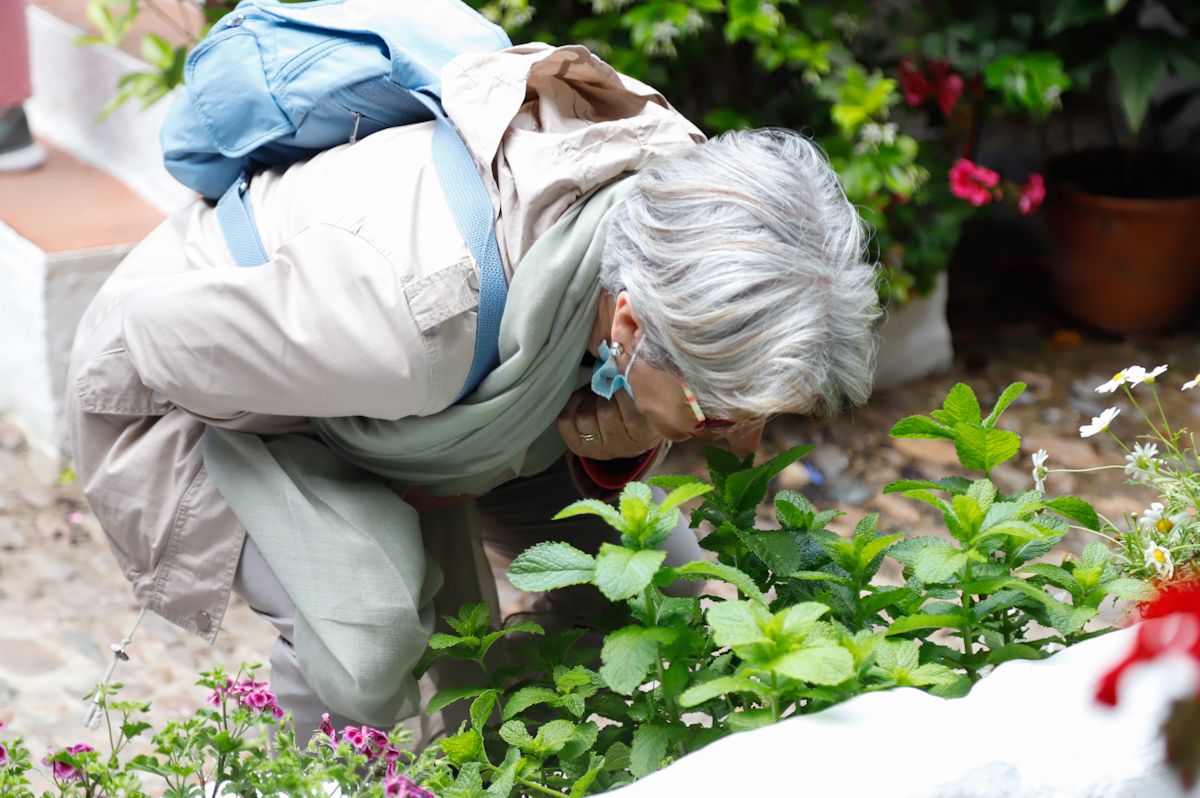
[{"xmin": 2, "ymin": 274, "xmax": 1199, "ymax": 781}]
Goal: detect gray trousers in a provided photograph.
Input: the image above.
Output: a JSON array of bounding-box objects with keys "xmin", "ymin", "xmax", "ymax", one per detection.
[{"xmin": 231, "ymin": 456, "xmax": 703, "ymax": 744}]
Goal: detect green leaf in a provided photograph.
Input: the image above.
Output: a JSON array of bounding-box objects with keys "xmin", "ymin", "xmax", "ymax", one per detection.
[
  {"xmin": 600, "ymin": 626, "xmax": 673, "ymax": 695},
  {"xmin": 499, "ymin": 719, "xmax": 534, "ymax": 748},
  {"xmin": 594, "ymin": 544, "xmax": 667, "ymax": 601},
  {"xmin": 706, "ymin": 601, "xmax": 771, "ymax": 648},
  {"xmin": 485, "ymin": 747, "xmax": 522, "ymax": 798},
  {"xmin": 659, "ymin": 560, "xmax": 767, "ymax": 605},
  {"xmin": 986, "ymin": 644, "xmax": 1043, "ymax": 666},
  {"xmin": 770, "ymin": 646, "xmax": 854, "ymax": 685},
  {"xmin": 679, "ymin": 675, "xmax": 770, "ymax": 707},
  {"xmin": 553, "ymin": 498, "xmax": 627, "ymax": 531},
  {"xmin": 532, "ymin": 719, "xmax": 577, "ymax": 755},
  {"xmin": 741, "ymin": 528, "xmax": 804, "ymax": 575},
  {"xmin": 761, "ymin": 444, "xmax": 816, "ymax": 479},
  {"xmin": 429, "ymin": 633, "xmax": 466, "ymax": 650},
  {"xmin": 1045, "ymin": 497, "xmax": 1100, "ymax": 531},
  {"xmin": 426, "ymin": 686, "xmax": 488, "ymax": 716},
  {"xmin": 659, "ymin": 481, "xmax": 715, "ymax": 512},
  {"xmin": 885, "ymin": 613, "xmax": 965, "ymax": 636},
  {"xmin": 447, "ymin": 603, "xmax": 491, "ymax": 637},
  {"xmin": 1021, "ymin": 563, "xmax": 1082, "ymax": 597},
  {"xmin": 445, "ymin": 763, "xmax": 485, "ymax": 798},
  {"xmin": 787, "ymin": 570, "xmax": 854, "ymax": 587},
  {"xmin": 647, "ymin": 474, "xmax": 708, "ymax": 492},
  {"xmin": 954, "ymin": 424, "xmax": 1022, "ymax": 473},
  {"xmin": 861, "ymin": 586, "xmax": 919, "ymax": 615},
  {"xmin": 1110, "ymin": 36, "xmax": 1168, "ymax": 133},
  {"xmin": 727, "ymin": 707, "xmax": 776, "ymax": 731},
  {"xmin": 914, "ymin": 547, "xmax": 969, "ymax": 583},
  {"xmin": 939, "ymin": 384, "xmax": 982, "ymax": 426},
  {"xmin": 508, "ymin": 542, "xmax": 596, "ymax": 593},
  {"xmin": 779, "ymin": 602, "xmax": 831, "ymax": 639},
  {"xmin": 1082, "ymin": 541, "xmax": 1111, "ymax": 570},
  {"xmin": 983, "ymin": 382, "xmax": 1027, "ymax": 428},
  {"xmin": 1101, "ymin": 577, "xmax": 1155, "ymax": 602},
  {"xmin": 470, "ymin": 690, "xmax": 497, "ymax": 731},
  {"xmin": 559, "ymin": 722, "xmax": 600, "ymax": 762},
  {"xmin": 725, "ymin": 468, "xmax": 770, "ymax": 511},
  {"xmin": 631, "ymin": 724, "xmax": 672, "ymax": 778},
  {"xmin": 440, "ymin": 728, "xmax": 484, "ymax": 765},
  {"xmin": 502, "ymin": 687, "xmax": 560, "ymax": 721},
  {"xmin": 889, "ymin": 415, "xmax": 954, "ymax": 440},
  {"xmin": 705, "ymin": 446, "xmax": 748, "ymax": 488}
]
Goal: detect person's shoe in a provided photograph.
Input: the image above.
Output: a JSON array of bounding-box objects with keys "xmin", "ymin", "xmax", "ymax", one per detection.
[{"xmin": 0, "ymin": 106, "xmax": 47, "ymax": 172}]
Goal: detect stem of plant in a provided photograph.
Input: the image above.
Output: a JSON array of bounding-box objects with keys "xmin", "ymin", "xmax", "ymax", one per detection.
[{"xmin": 480, "ymin": 762, "xmax": 564, "ymax": 798}]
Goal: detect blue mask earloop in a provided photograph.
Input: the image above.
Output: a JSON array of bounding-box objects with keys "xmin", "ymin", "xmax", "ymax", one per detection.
[{"xmin": 591, "ymin": 338, "xmax": 643, "ymax": 399}]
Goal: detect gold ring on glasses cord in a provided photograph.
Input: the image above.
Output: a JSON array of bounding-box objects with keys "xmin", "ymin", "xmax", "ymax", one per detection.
[{"xmin": 579, "ymin": 431, "xmax": 601, "ymax": 443}]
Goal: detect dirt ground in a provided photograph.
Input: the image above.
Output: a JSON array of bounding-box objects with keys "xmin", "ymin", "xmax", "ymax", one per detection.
[{"xmin": 2, "ymin": 253, "xmax": 1198, "ymax": 768}]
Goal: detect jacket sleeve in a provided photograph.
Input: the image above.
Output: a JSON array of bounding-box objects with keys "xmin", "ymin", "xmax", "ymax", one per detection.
[{"xmin": 120, "ymin": 223, "xmax": 439, "ymax": 421}]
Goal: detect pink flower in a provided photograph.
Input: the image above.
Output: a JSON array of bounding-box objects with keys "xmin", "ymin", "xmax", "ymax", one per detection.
[
  {"xmin": 949, "ymin": 158, "xmax": 1001, "ymax": 207},
  {"xmin": 0, "ymin": 743, "xmax": 8, "ymax": 768},
  {"xmin": 383, "ymin": 774, "xmax": 435, "ymax": 798},
  {"xmin": 244, "ymin": 689, "xmax": 272, "ymax": 710},
  {"xmin": 1018, "ymin": 173, "xmax": 1046, "ymax": 215},
  {"xmin": 936, "ymin": 73, "xmax": 965, "ymax": 117},
  {"xmin": 341, "ymin": 726, "xmax": 365, "ymax": 750},
  {"xmin": 44, "ymin": 743, "xmax": 94, "ymax": 782},
  {"xmin": 898, "ymin": 59, "xmax": 932, "ymax": 106}
]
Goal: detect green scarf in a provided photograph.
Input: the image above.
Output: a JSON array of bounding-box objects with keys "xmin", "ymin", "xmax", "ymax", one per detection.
[{"xmin": 202, "ymin": 177, "xmax": 632, "ymax": 725}]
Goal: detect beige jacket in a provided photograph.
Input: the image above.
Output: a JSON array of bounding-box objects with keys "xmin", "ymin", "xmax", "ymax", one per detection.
[{"xmin": 66, "ymin": 44, "xmax": 702, "ymax": 642}]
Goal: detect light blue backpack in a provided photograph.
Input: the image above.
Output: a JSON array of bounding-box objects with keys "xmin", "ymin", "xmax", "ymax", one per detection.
[{"xmin": 160, "ymin": 0, "xmax": 512, "ymax": 400}]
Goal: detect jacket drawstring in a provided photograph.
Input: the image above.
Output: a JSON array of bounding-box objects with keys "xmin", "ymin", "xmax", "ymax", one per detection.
[{"xmin": 83, "ymin": 608, "xmax": 147, "ymax": 729}]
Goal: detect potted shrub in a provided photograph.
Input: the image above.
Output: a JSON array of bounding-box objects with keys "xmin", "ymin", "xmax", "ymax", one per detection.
[{"xmin": 1039, "ymin": 0, "xmax": 1200, "ymax": 333}]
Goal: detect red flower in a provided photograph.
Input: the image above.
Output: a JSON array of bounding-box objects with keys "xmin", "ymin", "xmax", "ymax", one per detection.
[
  {"xmin": 936, "ymin": 73, "xmax": 965, "ymax": 117},
  {"xmin": 1018, "ymin": 173, "xmax": 1046, "ymax": 215},
  {"xmin": 898, "ymin": 59, "xmax": 932, "ymax": 107},
  {"xmin": 1096, "ymin": 581, "xmax": 1200, "ymax": 707},
  {"xmin": 948, "ymin": 158, "xmax": 1001, "ymax": 207}
]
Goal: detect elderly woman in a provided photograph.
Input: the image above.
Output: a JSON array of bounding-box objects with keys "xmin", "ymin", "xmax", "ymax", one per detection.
[{"xmin": 67, "ymin": 43, "xmax": 878, "ymax": 741}]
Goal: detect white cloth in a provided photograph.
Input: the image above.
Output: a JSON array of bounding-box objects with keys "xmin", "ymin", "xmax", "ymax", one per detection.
[{"xmin": 609, "ymin": 624, "xmax": 1199, "ymax": 798}]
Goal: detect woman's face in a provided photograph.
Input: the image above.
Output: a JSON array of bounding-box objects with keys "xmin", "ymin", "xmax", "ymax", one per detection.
[
  {"xmin": 606, "ymin": 292, "xmax": 765, "ymax": 455},
  {"xmin": 625, "ymin": 359, "xmax": 765, "ymax": 454}
]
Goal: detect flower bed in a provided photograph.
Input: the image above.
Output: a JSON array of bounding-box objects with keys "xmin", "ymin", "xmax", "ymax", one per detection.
[{"xmin": 5, "ymin": 371, "xmax": 1200, "ymax": 796}]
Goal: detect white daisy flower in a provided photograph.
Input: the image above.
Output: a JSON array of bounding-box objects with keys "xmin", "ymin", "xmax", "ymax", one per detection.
[
  {"xmin": 1031, "ymin": 448, "xmax": 1049, "ymax": 491},
  {"xmin": 1143, "ymin": 543, "xmax": 1175, "ymax": 579},
  {"xmin": 1096, "ymin": 368, "xmax": 1132, "ymax": 394},
  {"xmin": 1138, "ymin": 502, "xmax": 1188, "ymax": 543},
  {"xmin": 1124, "ymin": 442, "xmax": 1164, "ymax": 478},
  {"xmin": 1125, "ymin": 364, "xmax": 1167, "ymax": 386},
  {"xmin": 1183, "ymin": 373, "xmax": 1200, "ymax": 391},
  {"xmin": 1079, "ymin": 407, "xmax": 1120, "ymax": 438}
]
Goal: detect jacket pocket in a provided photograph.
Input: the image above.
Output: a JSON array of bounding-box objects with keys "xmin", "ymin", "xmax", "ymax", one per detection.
[
  {"xmin": 403, "ymin": 257, "xmax": 479, "ymax": 334},
  {"xmin": 75, "ymin": 347, "xmax": 175, "ymax": 416}
]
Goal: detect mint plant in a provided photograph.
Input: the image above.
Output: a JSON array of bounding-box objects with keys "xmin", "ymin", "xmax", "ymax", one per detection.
[{"xmin": 0, "ymin": 381, "xmax": 1156, "ymax": 797}]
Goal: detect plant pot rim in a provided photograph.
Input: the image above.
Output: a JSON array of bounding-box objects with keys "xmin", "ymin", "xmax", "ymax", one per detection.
[{"xmin": 1043, "ymin": 148, "xmax": 1200, "ymax": 209}]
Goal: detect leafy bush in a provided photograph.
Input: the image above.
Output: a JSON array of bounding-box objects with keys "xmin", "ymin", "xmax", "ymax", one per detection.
[{"xmin": 82, "ymin": 0, "xmax": 1082, "ymax": 307}]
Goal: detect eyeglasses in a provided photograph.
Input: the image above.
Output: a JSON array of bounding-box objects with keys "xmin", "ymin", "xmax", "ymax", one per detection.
[{"xmin": 679, "ymin": 379, "xmax": 736, "ymax": 430}]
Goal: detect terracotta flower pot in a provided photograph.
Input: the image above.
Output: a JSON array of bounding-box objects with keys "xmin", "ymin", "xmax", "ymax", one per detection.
[{"xmin": 1044, "ymin": 148, "xmax": 1200, "ymax": 334}]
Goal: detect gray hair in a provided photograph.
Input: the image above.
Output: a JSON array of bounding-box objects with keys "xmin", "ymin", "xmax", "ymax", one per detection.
[{"xmin": 600, "ymin": 128, "xmax": 881, "ymax": 421}]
